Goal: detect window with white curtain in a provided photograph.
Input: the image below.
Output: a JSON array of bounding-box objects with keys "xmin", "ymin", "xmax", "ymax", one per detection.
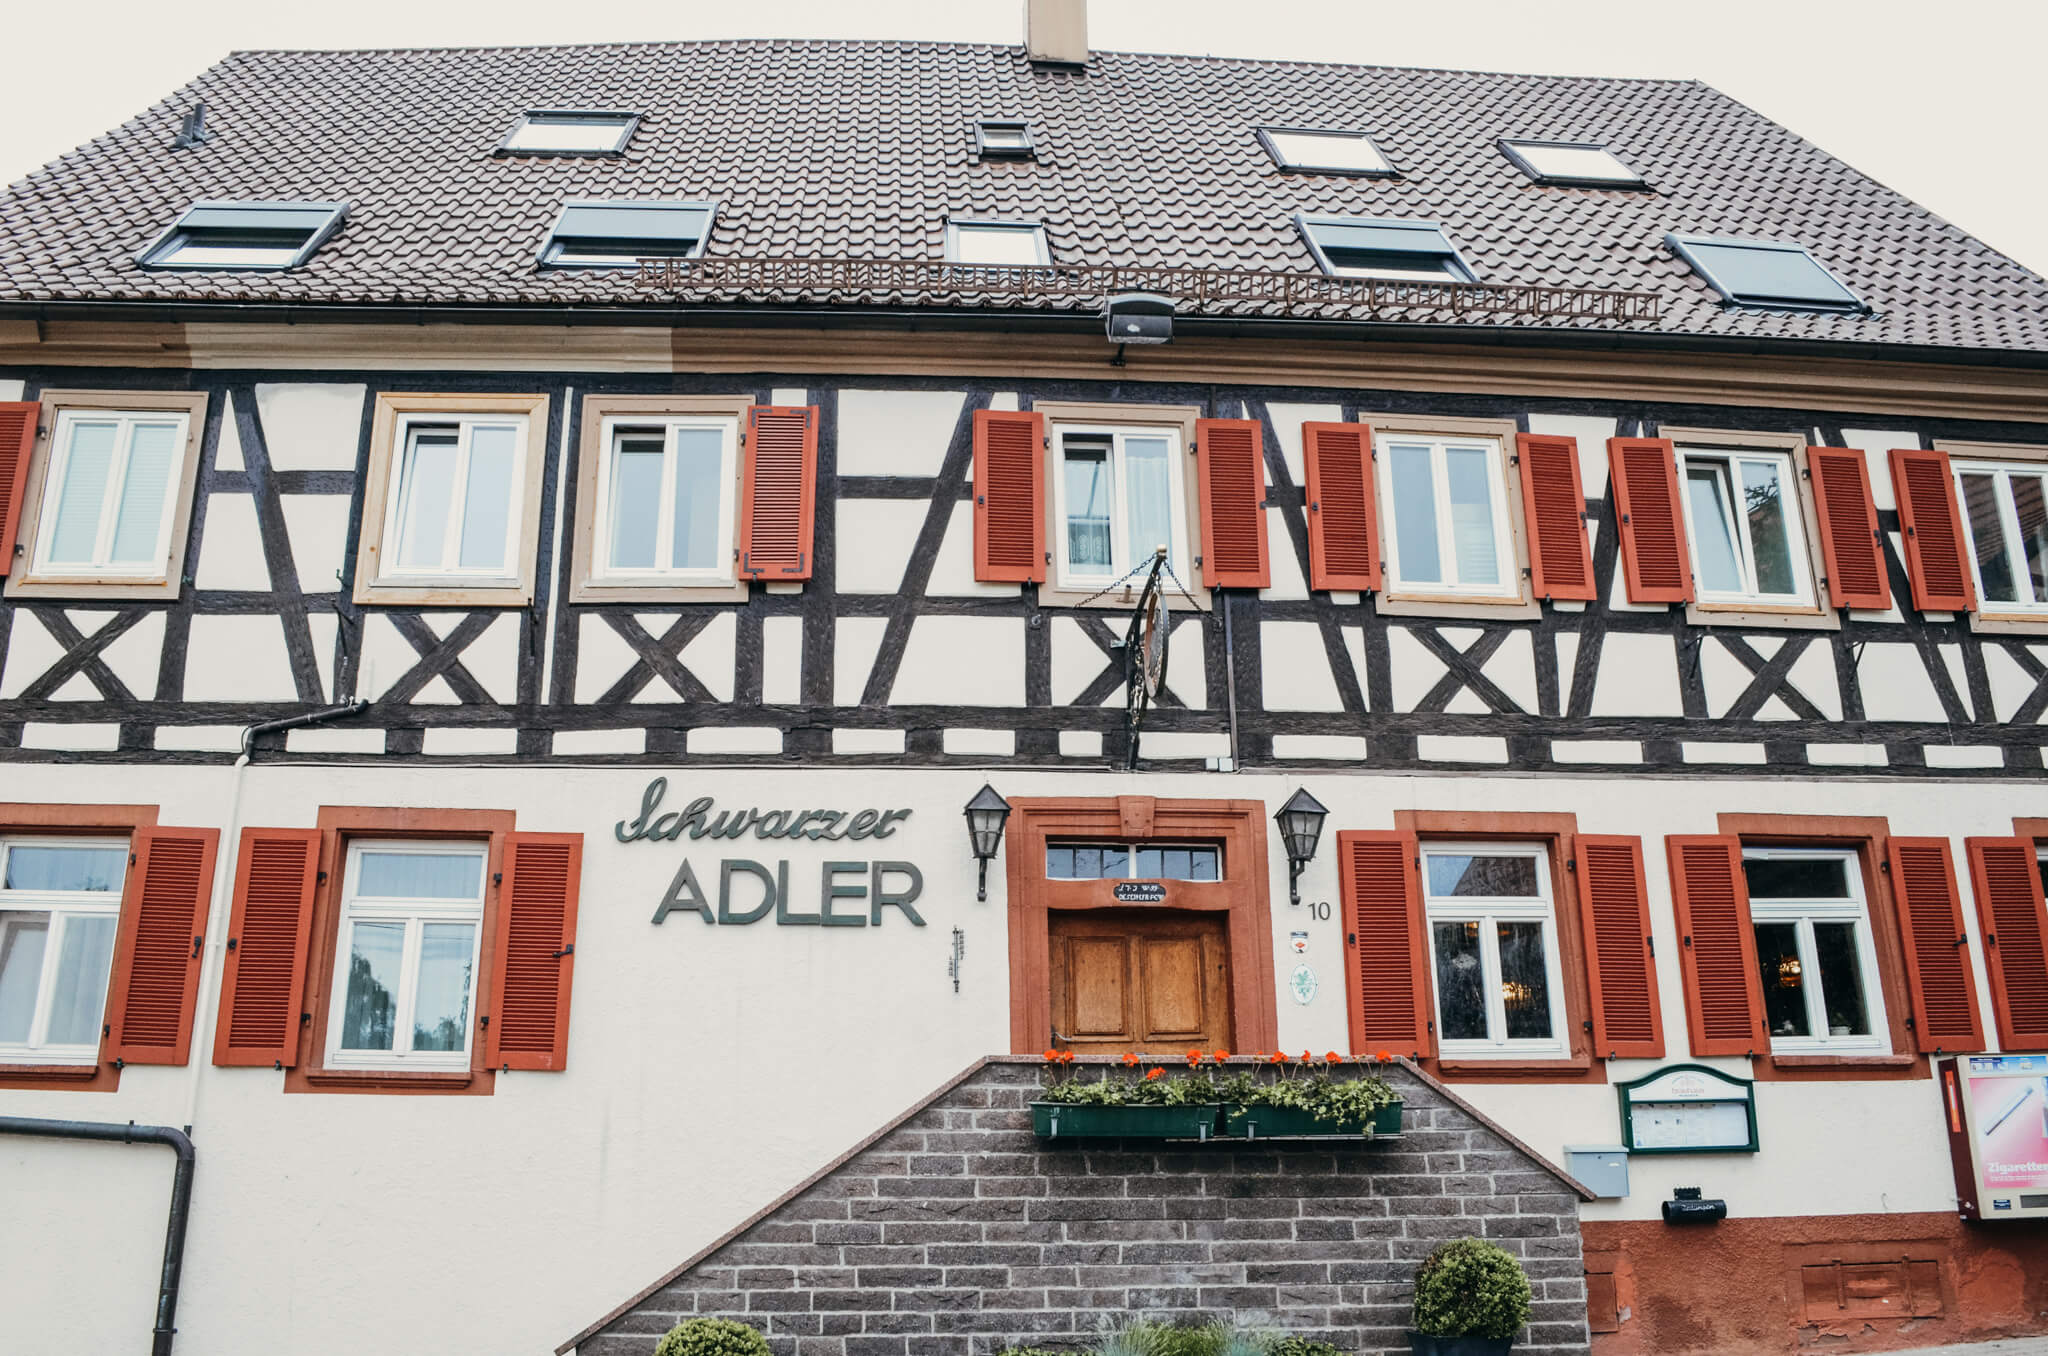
[
  {"xmin": 1744, "ymin": 848, "xmax": 1887, "ymax": 1053},
  {"xmin": 325, "ymin": 841, "xmax": 489, "ymax": 1071},
  {"xmin": 1051, "ymin": 424, "xmax": 1187, "ymax": 586},
  {"xmin": 379, "ymin": 415, "xmax": 528, "ymax": 582},
  {"xmin": 1953, "ymin": 458, "xmax": 2048, "ymax": 614},
  {"xmin": 1677, "ymin": 445, "xmax": 1815, "ymax": 607},
  {"xmin": 0, "ymin": 838, "xmax": 127, "ymax": 1065},
  {"xmin": 1421, "ymin": 843, "xmax": 1566, "ymax": 1059},
  {"xmin": 593, "ymin": 415, "xmax": 738, "ymax": 583},
  {"xmin": 1375, "ymin": 433, "xmax": 1517, "ymax": 599},
  {"xmin": 31, "ymin": 411, "xmax": 191, "ymax": 577}
]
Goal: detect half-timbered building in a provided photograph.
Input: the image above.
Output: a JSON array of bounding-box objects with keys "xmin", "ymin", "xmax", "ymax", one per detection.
[{"xmin": 2, "ymin": 4, "xmax": 2046, "ymax": 1354}]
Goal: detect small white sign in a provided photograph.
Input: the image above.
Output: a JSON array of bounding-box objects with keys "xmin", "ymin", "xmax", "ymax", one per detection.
[{"xmin": 1289, "ymin": 963, "xmax": 1317, "ymax": 1005}]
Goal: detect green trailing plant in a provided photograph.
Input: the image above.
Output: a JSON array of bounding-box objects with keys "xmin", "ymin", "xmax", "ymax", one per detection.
[
  {"xmin": 1036, "ymin": 1050, "xmax": 1396, "ymax": 1124},
  {"xmin": 1089, "ymin": 1319, "xmax": 1273, "ymax": 1356},
  {"xmin": 1410, "ymin": 1238, "xmax": 1532, "ymax": 1341},
  {"xmin": 1262, "ymin": 1339, "xmax": 1344, "ymax": 1356},
  {"xmin": 653, "ymin": 1318, "xmax": 773, "ymax": 1356}
]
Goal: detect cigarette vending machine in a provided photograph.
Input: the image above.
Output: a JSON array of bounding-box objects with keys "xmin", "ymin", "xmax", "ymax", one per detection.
[{"xmin": 1939, "ymin": 1054, "xmax": 2048, "ymax": 1220}]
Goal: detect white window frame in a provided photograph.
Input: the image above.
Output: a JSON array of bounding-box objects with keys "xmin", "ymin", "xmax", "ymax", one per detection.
[
  {"xmin": 945, "ymin": 219, "xmax": 1051, "ymax": 266},
  {"xmin": 1296, "ymin": 215, "xmax": 1478, "ymax": 284},
  {"xmin": 1420, "ymin": 841, "xmax": 1568, "ymax": 1060},
  {"xmin": 375, "ymin": 413, "xmax": 531, "ymax": 587},
  {"xmin": 1676, "ymin": 445, "xmax": 1818, "ymax": 609},
  {"xmin": 29, "ymin": 410, "xmax": 193, "ymax": 580},
  {"xmin": 1256, "ymin": 126, "xmax": 1396, "ymax": 177},
  {"xmin": 498, "ymin": 109, "xmax": 639, "ymax": 156},
  {"xmin": 1497, "ymin": 139, "xmax": 1645, "ymax": 187},
  {"xmin": 1743, "ymin": 846, "xmax": 1889, "ymax": 1054},
  {"xmin": 590, "ymin": 414, "xmax": 740, "ymax": 586},
  {"xmin": 1373, "ymin": 431, "xmax": 1520, "ymax": 601},
  {"xmin": 1952, "ymin": 457, "xmax": 2048, "ymax": 616},
  {"xmin": 1049, "ymin": 422, "xmax": 1191, "ymax": 590},
  {"xmin": 0, "ymin": 836, "xmax": 127, "ymax": 1066},
  {"xmin": 323, "ymin": 840, "xmax": 489, "ymax": 1073}
]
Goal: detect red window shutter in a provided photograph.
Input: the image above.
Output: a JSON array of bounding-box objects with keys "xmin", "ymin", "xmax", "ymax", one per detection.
[
  {"xmin": 739, "ymin": 404, "xmax": 818, "ymax": 581},
  {"xmin": 1576, "ymin": 835, "xmax": 1664, "ymax": 1059},
  {"xmin": 1607, "ymin": 437, "xmax": 1693, "ymax": 603},
  {"xmin": 1195, "ymin": 417, "xmax": 1269, "ymax": 588},
  {"xmin": 1806, "ymin": 448, "xmax": 1890, "ymax": 611},
  {"xmin": 0, "ymin": 401, "xmax": 37, "ymax": 577},
  {"xmin": 212, "ymin": 829, "xmax": 320, "ymax": 1068},
  {"xmin": 1665, "ymin": 835, "xmax": 1764, "ymax": 1057},
  {"xmin": 105, "ymin": 828, "xmax": 220, "ymax": 1066},
  {"xmin": 972, "ymin": 409, "xmax": 1045, "ymax": 583},
  {"xmin": 1338, "ymin": 830, "xmax": 1433, "ymax": 1058},
  {"xmin": 486, "ymin": 832, "xmax": 583, "ymax": 1071},
  {"xmin": 1515, "ymin": 432, "xmax": 1596, "ymax": 601},
  {"xmin": 1965, "ymin": 838, "xmax": 2048, "ymax": 1051},
  {"xmin": 1887, "ymin": 838, "xmax": 1985, "ymax": 1053},
  {"xmin": 1302, "ymin": 421, "xmax": 1380, "ymax": 591},
  {"xmin": 1889, "ymin": 448, "xmax": 1976, "ymax": 613}
]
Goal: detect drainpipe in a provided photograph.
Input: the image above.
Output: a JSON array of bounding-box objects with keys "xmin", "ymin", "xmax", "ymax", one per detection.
[
  {"xmin": 177, "ymin": 697, "xmax": 369, "ymax": 1137},
  {"xmin": 0, "ymin": 1116, "xmax": 194, "ymax": 1356}
]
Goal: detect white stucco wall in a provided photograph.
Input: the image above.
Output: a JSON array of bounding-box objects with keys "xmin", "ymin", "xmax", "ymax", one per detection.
[{"xmin": 0, "ymin": 762, "xmax": 2019, "ymax": 1356}]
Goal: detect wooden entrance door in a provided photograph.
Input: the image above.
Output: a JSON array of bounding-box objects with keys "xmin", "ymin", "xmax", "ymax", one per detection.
[{"xmin": 1048, "ymin": 909, "xmax": 1233, "ymax": 1054}]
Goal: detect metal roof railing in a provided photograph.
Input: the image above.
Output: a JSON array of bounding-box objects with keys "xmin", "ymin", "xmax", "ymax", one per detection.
[{"xmin": 632, "ymin": 255, "xmax": 1663, "ymax": 324}]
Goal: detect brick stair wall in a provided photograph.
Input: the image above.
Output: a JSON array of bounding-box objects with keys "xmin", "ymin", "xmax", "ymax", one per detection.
[{"xmin": 579, "ymin": 1060, "xmax": 1591, "ymax": 1356}]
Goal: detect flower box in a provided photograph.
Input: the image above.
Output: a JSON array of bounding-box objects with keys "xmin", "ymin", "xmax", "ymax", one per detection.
[
  {"xmin": 1030, "ymin": 1102, "xmax": 1222, "ymax": 1140},
  {"xmin": 1222, "ymin": 1100, "xmax": 1402, "ymax": 1139}
]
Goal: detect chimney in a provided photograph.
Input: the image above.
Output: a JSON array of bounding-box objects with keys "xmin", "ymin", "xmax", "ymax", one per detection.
[{"xmin": 1025, "ymin": 0, "xmax": 1088, "ymax": 67}]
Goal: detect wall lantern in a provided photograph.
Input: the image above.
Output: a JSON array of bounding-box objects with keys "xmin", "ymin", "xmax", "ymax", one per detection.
[
  {"xmin": 1273, "ymin": 787, "xmax": 1329, "ymax": 906},
  {"xmin": 964, "ymin": 784, "xmax": 1012, "ymax": 902}
]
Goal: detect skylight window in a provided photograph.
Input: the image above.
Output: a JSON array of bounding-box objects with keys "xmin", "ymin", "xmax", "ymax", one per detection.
[
  {"xmin": 500, "ymin": 110, "xmax": 639, "ymax": 156},
  {"xmin": 946, "ymin": 219, "xmax": 1050, "ymax": 266},
  {"xmin": 975, "ymin": 120, "xmax": 1035, "ymax": 160},
  {"xmin": 1296, "ymin": 215, "xmax": 1477, "ymax": 283},
  {"xmin": 1257, "ymin": 127, "xmax": 1394, "ymax": 177},
  {"xmin": 138, "ymin": 201, "xmax": 348, "ymax": 271},
  {"xmin": 538, "ymin": 200, "xmax": 716, "ymax": 269},
  {"xmin": 1666, "ymin": 234, "xmax": 1864, "ymax": 312},
  {"xmin": 1499, "ymin": 139, "xmax": 1645, "ymax": 187}
]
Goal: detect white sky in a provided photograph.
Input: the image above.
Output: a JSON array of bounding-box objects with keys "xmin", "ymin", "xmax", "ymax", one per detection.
[{"xmin": 4, "ymin": 0, "xmax": 2045, "ymax": 276}]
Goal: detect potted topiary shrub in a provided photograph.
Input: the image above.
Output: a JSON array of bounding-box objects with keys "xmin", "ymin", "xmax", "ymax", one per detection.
[
  {"xmin": 653, "ymin": 1317, "xmax": 773, "ymax": 1356},
  {"xmin": 1408, "ymin": 1238, "xmax": 1532, "ymax": 1356}
]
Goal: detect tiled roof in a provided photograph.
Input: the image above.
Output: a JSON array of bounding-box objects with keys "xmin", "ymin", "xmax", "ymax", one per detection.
[{"xmin": 3, "ymin": 39, "xmax": 2047, "ymax": 354}]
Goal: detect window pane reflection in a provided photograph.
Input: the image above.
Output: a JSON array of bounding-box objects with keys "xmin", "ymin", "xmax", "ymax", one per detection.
[
  {"xmin": 1432, "ymin": 921, "xmax": 1487, "ymax": 1041},
  {"xmin": 1741, "ymin": 459, "xmax": 1796, "ymax": 595},
  {"xmin": 411, "ymin": 923, "xmax": 476, "ymax": 1053},
  {"xmin": 1445, "ymin": 447, "xmax": 1498, "ymax": 585},
  {"xmin": 338, "ymin": 921, "xmax": 404, "ymax": 1052},
  {"xmin": 46, "ymin": 914, "xmax": 117, "ymax": 1045},
  {"xmin": 1812, "ymin": 922, "xmax": 1870, "ymax": 1036},
  {"xmin": 1390, "ymin": 443, "xmax": 1442, "ymax": 583},
  {"xmin": 1496, "ymin": 922, "xmax": 1551, "ymax": 1040},
  {"xmin": 1755, "ymin": 921, "xmax": 1809, "ymax": 1037},
  {"xmin": 1962, "ymin": 472, "xmax": 2016, "ymax": 603},
  {"xmin": 1425, "ymin": 853, "xmax": 1539, "ymax": 898},
  {"xmin": 0, "ymin": 912, "xmax": 50, "ymax": 1044},
  {"xmin": 1686, "ymin": 463, "xmax": 1744, "ymax": 593}
]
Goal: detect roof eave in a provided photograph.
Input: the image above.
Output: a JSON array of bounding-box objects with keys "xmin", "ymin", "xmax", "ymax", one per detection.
[{"xmin": 5, "ymin": 296, "xmax": 2048, "ymax": 372}]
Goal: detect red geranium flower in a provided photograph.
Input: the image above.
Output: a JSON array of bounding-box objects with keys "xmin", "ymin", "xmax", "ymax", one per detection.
[
  {"xmin": 1324, "ymin": 1051, "xmax": 1343, "ymax": 1064},
  {"xmin": 1043, "ymin": 1049, "xmax": 1060, "ymax": 1062},
  {"xmin": 1185, "ymin": 1049, "xmax": 1205, "ymax": 1067},
  {"xmin": 1145, "ymin": 1067, "xmax": 1165, "ymax": 1081},
  {"xmin": 1212, "ymin": 1050, "xmax": 1231, "ymax": 1063},
  {"xmin": 1121, "ymin": 1052, "xmax": 1141, "ymax": 1066},
  {"xmin": 1374, "ymin": 1049, "xmax": 1394, "ymax": 1063},
  {"xmin": 1268, "ymin": 1051, "xmax": 1287, "ymax": 1064}
]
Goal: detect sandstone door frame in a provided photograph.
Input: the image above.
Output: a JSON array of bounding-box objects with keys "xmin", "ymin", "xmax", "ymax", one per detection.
[{"xmin": 1005, "ymin": 795, "xmax": 1278, "ymax": 1054}]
